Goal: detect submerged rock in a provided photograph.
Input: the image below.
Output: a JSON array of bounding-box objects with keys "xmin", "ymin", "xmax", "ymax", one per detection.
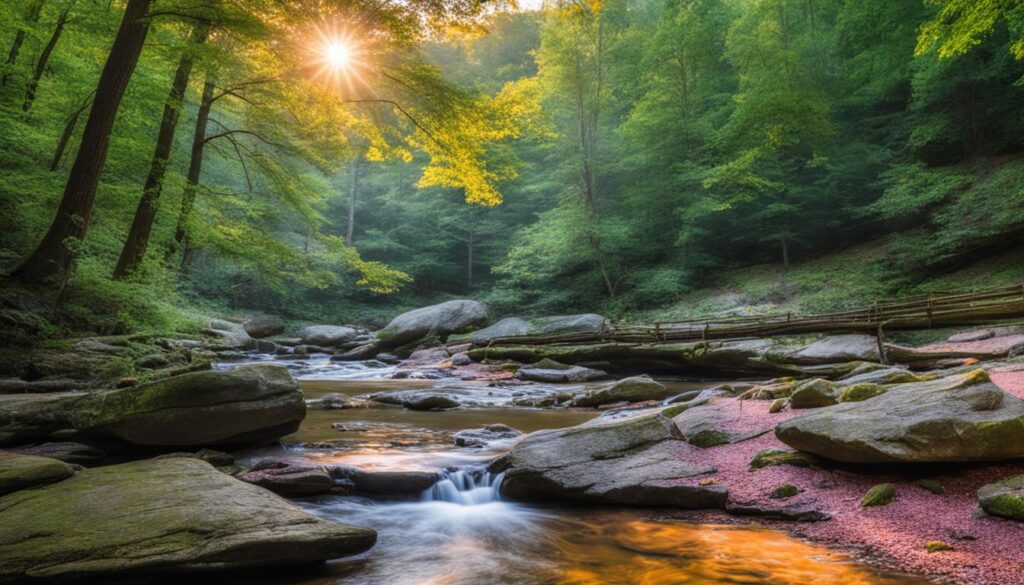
[
  {"xmin": 0, "ymin": 458, "xmax": 376, "ymax": 582},
  {"xmin": 330, "ymin": 465, "xmax": 439, "ymax": 494},
  {"xmin": 0, "ymin": 454, "xmax": 75, "ymax": 496},
  {"xmin": 498, "ymin": 413, "xmax": 726, "ymax": 508},
  {"xmin": 977, "ymin": 474, "xmax": 1024, "ymax": 522},
  {"xmin": 517, "ymin": 358, "xmax": 607, "ymax": 383},
  {"xmin": 776, "ymin": 372, "xmax": 1024, "ymax": 463},
  {"xmin": 570, "ymin": 375, "xmax": 667, "ymax": 407}
]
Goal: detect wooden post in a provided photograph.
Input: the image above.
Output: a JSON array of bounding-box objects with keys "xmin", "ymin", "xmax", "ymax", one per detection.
[{"xmin": 876, "ymin": 321, "xmax": 888, "ymax": 365}]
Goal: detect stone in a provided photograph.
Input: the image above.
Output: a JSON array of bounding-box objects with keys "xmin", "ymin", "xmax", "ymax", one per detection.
[
  {"xmin": 789, "ymin": 335, "xmax": 880, "ymax": 364},
  {"xmin": 915, "ymin": 479, "xmax": 945, "ymax": 495},
  {"xmin": 671, "ymin": 398, "xmax": 773, "ymax": 448},
  {"xmin": 453, "ymin": 424, "xmax": 522, "ymax": 447},
  {"xmin": 837, "ymin": 367, "xmax": 928, "ymax": 387},
  {"xmin": 300, "ymin": 325, "xmax": 359, "ymax": 347},
  {"xmin": 768, "ymin": 398, "xmax": 787, "ymax": 413},
  {"xmin": 977, "ymin": 474, "xmax": 1024, "ymax": 521},
  {"xmin": 498, "ymin": 413, "xmax": 726, "ymax": 508},
  {"xmin": 570, "ymin": 375, "xmax": 668, "ymax": 407},
  {"xmin": 330, "ymin": 466, "xmax": 439, "ymax": 494},
  {"xmin": 0, "ymin": 458, "xmax": 376, "ymax": 582},
  {"xmin": 306, "ymin": 393, "xmax": 371, "ymax": 410},
  {"xmin": 469, "ymin": 314, "xmax": 605, "ymax": 344},
  {"xmin": 0, "ymin": 454, "xmax": 75, "ymax": 496},
  {"xmin": 769, "ymin": 483, "xmax": 801, "ymax": 499},
  {"xmin": 377, "ymin": 300, "xmax": 487, "ymax": 348},
  {"xmin": 400, "ymin": 393, "xmax": 461, "ymax": 411},
  {"xmin": 6, "ymin": 441, "xmax": 105, "ymax": 464},
  {"xmin": 205, "ymin": 318, "xmax": 253, "ymax": 349},
  {"xmin": 0, "ymin": 365, "xmax": 304, "ymax": 449},
  {"xmin": 837, "ymin": 383, "xmax": 888, "ymax": 403},
  {"xmin": 238, "ymin": 461, "xmax": 334, "ymax": 497},
  {"xmin": 861, "ymin": 483, "xmax": 896, "ymax": 507},
  {"xmin": 789, "ymin": 379, "xmax": 839, "ymax": 409},
  {"xmin": 517, "ymin": 358, "xmax": 607, "ymax": 383},
  {"xmin": 948, "ymin": 330, "xmax": 995, "ymax": 343},
  {"xmin": 776, "ymin": 371, "xmax": 1024, "ymax": 463},
  {"xmin": 451, "ymin": 352, "xmax": 472, "ymax": 366},
  {"xmin": 244, "ymin": 314, "xmax": 285, "ymax": 339},
  {"xmin": 748, "ymin": 449, "xmax": 819, "ymax": 470}
]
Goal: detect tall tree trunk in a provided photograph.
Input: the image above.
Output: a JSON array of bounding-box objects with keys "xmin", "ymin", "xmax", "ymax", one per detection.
[
  {"xmin": 2, "ymin": 0, "xmax": 44, "ymax": 88},
  {"xmin": 23, "ymin": 0, "xmax": 74, "ymax": 112},
  {"xmin": 345, "ymin": 156, "xmax": 360, "ymax": 246},
  {"xmin": 466, "ymin": 209, "xmax": 475, "ymax": 291},
  {"xmin": 50, "ymin": 90, "xmax": 94, "ymax": 171},
  {"xmin": 171, "ymin": 77, "xmax": 215, "ymax": 265},
  {"xmin": 12, "ymin": 0, "xmax": 152, "ymax": 285},
  {"xmin": 113, "ymin": 22, "xmax": 210, "ymax": 279}
]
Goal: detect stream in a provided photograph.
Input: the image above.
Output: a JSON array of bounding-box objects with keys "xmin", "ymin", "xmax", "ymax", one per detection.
[{"xmin": 218, "ymin": 355, "xmax": 934, "ymax": 585}]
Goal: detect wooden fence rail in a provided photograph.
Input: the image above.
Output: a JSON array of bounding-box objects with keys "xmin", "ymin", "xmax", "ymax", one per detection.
[{"xmin": 488, "ymin": 284, "xmax": 1024, "ymax": 346}]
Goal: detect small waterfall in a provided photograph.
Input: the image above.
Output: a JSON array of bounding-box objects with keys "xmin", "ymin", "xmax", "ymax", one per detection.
[{"xmin": 421, "ymin": 469, "xmax": 505, "ymax": 505}]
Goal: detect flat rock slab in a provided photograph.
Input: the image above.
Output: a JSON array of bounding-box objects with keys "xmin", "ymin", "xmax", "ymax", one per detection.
[
  {"xmin": 0, "ymin": 458, "xmax": 376, "ymax": 582},
  {"xmin": 499, "ymin": 413, "xmax": 726, "ymax": 508},
  {"xmin": 571, "ymin": 375, "xmax": 667, "ymax": 407},
  {"xmin": 886, "ymin": 334, "xmax": 1024, "ymax": 362},
  {"xmin": 776, "ymin": 372, "xmax": 1024, "ymax": 463},
  {"xmin": 788, "ymin": 335, "xmax": 880, "ymax": 365},
  {"xmin": 517, "ymin": 358, "xmax": 607, "ymax": 383},
  {"xmin": 0, "ymin": 454, "xmax": 74, "ymax": 496},
  {"xmin": 671, "ymin": 398, "xmax": 773, "ymax": 447}
]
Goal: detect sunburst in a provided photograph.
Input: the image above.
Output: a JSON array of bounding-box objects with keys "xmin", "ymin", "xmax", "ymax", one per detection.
[{"xmin": 310, "ymin": 24, "xmax": 366, "ymax": 95}]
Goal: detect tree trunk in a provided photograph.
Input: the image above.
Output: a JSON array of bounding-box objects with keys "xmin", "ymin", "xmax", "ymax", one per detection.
[
  {"xmin": 50, "ymin": 90, "xmax": 94, "ymax": 171},
  {"xmin": 23, "ymin": 1, "xmax": 74, "ymax": 112},
  {"xmin": 345, "ymin": 156, "xmax": 360, "ymax": 246},
  {"xmin": 171, "ymin": 77, "xmax": 215, "ymax": 263},
  {"xmin": 2, "ymin": 0, "xmax": 44, "ymax": 88},
  {"xmin": 113, "ymin": 22, "xmax": 210, "ymax": 279},
  {"xmin": 12, "ymin": 0, "xmax": 152, "ymax": 285},
  {"xmin": 466, "ymin": 210, "xmax": 474, "ymax": 291}
]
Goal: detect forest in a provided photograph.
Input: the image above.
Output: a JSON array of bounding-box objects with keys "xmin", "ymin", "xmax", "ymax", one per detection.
[{"xmin": 4, "ymin": 2, "xmax": 1024, "ymax": 585}]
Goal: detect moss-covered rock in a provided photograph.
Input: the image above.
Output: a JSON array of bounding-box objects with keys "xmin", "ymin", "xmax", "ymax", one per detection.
[
  {"xmin": 571, "ymin": 375, "xmax": 667, "ymax": 407},
  {"xmin": 769, "ymin": 483, "xmax": 801, "ymax": 499},
  {"xmin": 837, "ymin": 383, "xmax": 888, "ymax": 403},
  {"xmin": 789, "ymin": 379, "xmax": 839, "ymax": 409},
  {"xmin": 925, "ymin": 541, "xmax": 952, "ymax": 553},
  {"xmin": 861, "ymin": 483, "xmax": 896, "ymax": 507},
  {"xmin": 768, "ymin": 398, "xmax": 787, "ymax": 413},
  {"xmin": 0, "ymin": 458, "xmax": 376, "ymax": 582},
  {"xmin": 748, "ymin": 449, "xmax": 819, "ymax": 470},
  {"xmin": 0, "ymin": 454, "xmax": 75, "ymax": 496},
  {"xmin": 914, "ymin": 479, "xmax": 945, "ymax": 495},
  {"xmin": 977, "ymin": 474, "xmax": 1024, "ymax": 521}
]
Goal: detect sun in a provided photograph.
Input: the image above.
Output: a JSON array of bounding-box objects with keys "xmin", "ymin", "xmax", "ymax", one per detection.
[
  {"xmin": 309, "ymin": 25, "xmax": 366, "ymax": 93},
  {"xmin": 324, "ymin": 40, "xmax": 353, "ymax": 70}
]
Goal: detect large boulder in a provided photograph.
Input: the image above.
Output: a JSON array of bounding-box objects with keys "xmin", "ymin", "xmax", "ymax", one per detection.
[
  {"xmin": 670, "ymin": 398, "xmax": 773, "ymax": 447},
  {"xmin": 0, "ymin": 454, "xmax": 75, "ymax": 496},
  {"xmin": 0, "ymin": 365, "xmax": 305, "ymax": 449},
  {"xmin": 776, "ymin": 372, "xmax": 1024, "ymax": 463},
  {"xmin": 498, "ymin": 413, "xmax": 727, "ymax": 508},
  {"xmin": 243, "ymin": 314, "xmax": 285, "ymax": 339},
  {"xmin": 377, "ymin": 300, "xmax": 487, "ymax": 348},
  {"xmin": 453, "ymin": 424, "xmax": 522, "ymax": 447},
  {"xmin": 517, "ymin": 358, "xmax": 607, "ymax": 383},
  {"xmin": 205, "ymin": 318, "xmax": 253, "ymax": 349},
  {"xmin": 570, "ymin": 375, "xmax": 668, "ymax": 407},
  {"xmin": 300, "ymin": 325, "xmax": 359, "ymax": 347},
  {"xmin": 789, "ymin": 379, "xmax": 839, "ymax": 409},
  {"xmin": 788, "ymin": 335, "xmax": 880, "ymax": 365},
  {"xmin": 469, "ymin": 314, "xmax": 605, "ymax": 344},
  {"xmin": 0, "ymin": 458, "xmax": 376, "ymax": 582}
]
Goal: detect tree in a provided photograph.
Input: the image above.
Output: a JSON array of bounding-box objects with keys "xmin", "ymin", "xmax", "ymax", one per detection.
[
  {"xmin": 2, "ymin": 0, "xmax": 45, "ymax": 88},
  {"xmin": 12, "ymin": 0, "xmax": 152, "ymax": 286},
  {"xmin": 916, "ymin": 0, "xmax": 1024, "ymax": 60},
  {"xmin": 24, "ymin": 0, "xmax": 77, "ymax": 112}
]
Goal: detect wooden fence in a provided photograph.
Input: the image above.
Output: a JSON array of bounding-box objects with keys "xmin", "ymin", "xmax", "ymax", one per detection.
[{"xmin": 487, "ymin": 284, "xmax": 1024, "ymax": 346}]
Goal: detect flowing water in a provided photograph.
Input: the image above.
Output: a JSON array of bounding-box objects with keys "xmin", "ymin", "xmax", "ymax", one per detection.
[{"xmin": 225, "ymin": 355, "xmax": 934, "ymax": 585}]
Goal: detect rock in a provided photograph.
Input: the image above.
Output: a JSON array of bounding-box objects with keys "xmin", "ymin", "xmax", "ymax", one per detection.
[
  {"xmin": 333, "ymin": 342, "xmax": 384, "ymax": 361},
  {"xmin": 451, "ymin": 352, "xmax": 472, "ymax": 366},
  {"xmin": 0, "ymin": 377, "xmax": 83, "ymax": 394},
  {"xmin": 0, "ymin": 454, "xmax": 75, "ymax": 496},
  {"xmin": 861, "ymin": 483, "xmax": 896, "ymax": 507},
  {"xmin": 238, "ymin": 461, "xmax": 334, "ymax": 496},
  {"xmin": 498, "ymin": 413, "xmax": 726, "ymax": 508},
  {"xmin": 925, "ymin": 541, "xmax": 953, "ymax": 553},
  {"xmin": 330, "ymin": 466, "xmax": 439, "ymax": 494},
  {"xmin": 517, "ymin": 358, "xmax": 607, "ymax": 383},
  {"xmin": 887, "ymin": 334, "xmax": 1024, "ymax": 363},
  {"xmin": 301, "ymin": 325, "xmax": 359, "ymax": 347},
  {"xmin": 0, "ymin": 458, "xmax": 376, "ymax": 582},
  {"xmin": 469, "ymin": 314, "xmax": 605, "ymax": 344},
  {"xmin": 453, "ymin": 424, "xmax": 522, "ymax": 447},
  {"xmin": 375, "ymin": 353, "xmax": 401, "ymax": 364},
  {"xmin": 244, "ymin": 315, "xmax": 285, "ymax": 339},
  {"xmin": 837, "ymin": 367, "xmax": 929, "ymax": 386},
  {"xmin": 748, "ymin": 449, "xmax": 819, "ymax": 470},
  {"xmin": 948, "ymin": 329, "xmax": 995, "ymax": 343},
  {"xmin": 789, "ymin": 335, "xmax": 880, "ymax": 365},
  {"xmin": 977, "ymin": 474, "xmax": 1024, "ymax": 521},
  {"xmin": 400, "ymin": 393, "xmax": 461, "ymax": 411},
  {"xmin": 406, "ymin": 347, "xmax": 450, "ymax": 364},
  {"xmin": 196, "ymin": 448, "xmax": 235, "ymax": 467},
  {"xmin": 6, "ymin": 441, "xmax": 105, "ymax": 464},
  {"xmin": 306, "ymin": 393, "xmax": 371, "ymax": 410},
  {"xmin": 789, "ymin": 379, "xmax": 839, "ymax": 409},
  {"xmin": 205, "ymin": 318, "xmax": 253, "ymax": 349},
  {"xmin": 671, "ymin": 398, "xmax": 772, "ymax": 448},
  {"xmin": 725, "ymin": 502, "xmax": 830, "ymax": 522},
  {"xmin": 378, "ymin": 300, "xmax": 487, "ymax": 348},
  {"xmin": 0, "ymin": 365, "xmax": 304, "ymax": 449},
  {"xmin": 769, "ymin": 483, "xmax": 801, "ymax": 499},
  {"xmin": 837, "ymin": 361, "xmax": 891, "ymax": 380},
  {"xmin": 776, "ymin": 371, "xmax": 1024, "ymax": 463},
  {"xmin": 570, "ymin": 375, "xmax": 667, "ymax": 407},
  {"xmin": 837, "ymin": 383, "xmax": 888, "ymax": 403},
  {"xmin": 255, "ymin": 339, "xmax": 278, "ymax": 354},
  {"xmin": 768, "ymin": 398, "xmax": 787, "ymax": 413},
  {"xmin": 915, "ymin": 479, "xmax": 945, "ymax": 495}
]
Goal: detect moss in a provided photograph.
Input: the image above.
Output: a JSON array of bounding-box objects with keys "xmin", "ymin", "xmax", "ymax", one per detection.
[
  {"xmin": 687, "ymin": 429, "xmax": 731, "ymax": 448},
  {"xmin": 914, "ymin": 479, "xmax": 945, "ymax": 495},
  {"xmin": 768, "ymin": 398, "xmax": 786, "ymax": 413},
  {"xmin": 861, "ymin": 483, "xmax": 897, "ymax": 507},
  {"xmin": 983, "ymin": 493, "xmax": 1024, "ymax": 521},
  {"xmin": 925, "ymin": 541, "xmax": 952, "ymax": 553},
  {"xmin": 769, "ymin": 484, "xmax": 801, "ymax": 499},
  {"xmin": 660, "ymin": 404, "xmax": 688, "ymax": 418},
  {"xmin": 748, "ymin": 449, "xmax": 818, "ymax": 470},
  {"xmin": 838, "ymin": 383, "xmax": 888, "ymax": 403}
]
